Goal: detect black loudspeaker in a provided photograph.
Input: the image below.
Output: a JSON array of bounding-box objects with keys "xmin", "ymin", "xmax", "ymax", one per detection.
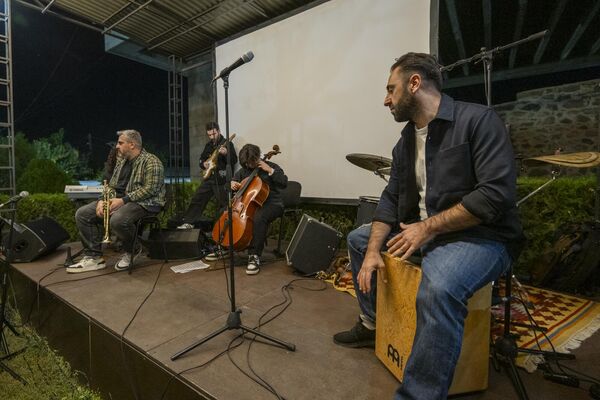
[
  {"xmin": 3, "ymin": 217, "xmax": 70, "ymax": 263},
  {"xmin": 286, "ymin": 214, "xmax": 342, "ymax": 275},
  {"xmin": 141, "ymin": 229, "xmax": 208, "ymax": 259}
]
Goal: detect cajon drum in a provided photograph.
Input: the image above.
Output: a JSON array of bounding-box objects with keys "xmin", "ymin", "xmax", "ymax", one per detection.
[{"xmin": 375, "ymin": 252, "xmax": 492, "ymax": 395}]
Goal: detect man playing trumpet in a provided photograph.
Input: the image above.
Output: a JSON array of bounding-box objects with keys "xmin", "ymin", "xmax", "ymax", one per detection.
[{"xmin": 67, "ymin": 129, "xmax": 165, "ymax": 273}]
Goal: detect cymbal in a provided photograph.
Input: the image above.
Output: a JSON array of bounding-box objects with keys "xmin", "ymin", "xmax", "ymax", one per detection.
[
  {"xmin": 346, "ymin": 153, "xmax": 392, "ymax": 174},
  {"xmin": 524, "ymin": 152, "xmax": 600, "ymax": 168}
]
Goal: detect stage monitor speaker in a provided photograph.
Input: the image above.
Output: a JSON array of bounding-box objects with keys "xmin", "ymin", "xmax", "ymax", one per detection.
[
  {"xmin": 141, "ymin": 229, "xmax": 208, "ymax": 259},
  {"xmin": 286, "ymin": 214, "xmax": 342, "ymax": 275},
  {"xmin": 3, "ymin": 217, "xmax": 70, "ymax": 263}
]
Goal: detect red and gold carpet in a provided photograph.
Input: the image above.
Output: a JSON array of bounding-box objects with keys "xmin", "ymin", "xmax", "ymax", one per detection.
[{"xmin": 492, "ymin": 283, "xmax": 600, "ymax": 372}]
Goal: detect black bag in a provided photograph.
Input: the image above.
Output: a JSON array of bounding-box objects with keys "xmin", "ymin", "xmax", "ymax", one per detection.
[{"xmin": 531, "ymin": 221, "xmax": 600, "ymax": 293}]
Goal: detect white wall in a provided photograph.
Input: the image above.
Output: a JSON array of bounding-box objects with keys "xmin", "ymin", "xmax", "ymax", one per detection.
[{"xmin": 216, "ymin": 0, "xmax": 430, "ymax": 199}]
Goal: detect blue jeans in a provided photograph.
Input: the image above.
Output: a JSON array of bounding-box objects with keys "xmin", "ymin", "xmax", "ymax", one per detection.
[
  {"xmin": 347, "ymin": 223, "xmax": 511, "ymax": 400},
  {"xmin": 75, "ymin": 201, "xmax": 151, "ymax": 256}
]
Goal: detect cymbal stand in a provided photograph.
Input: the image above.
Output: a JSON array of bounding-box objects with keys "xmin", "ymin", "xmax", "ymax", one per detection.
[
  {"xmin": 443, "ymin": 30, "xmax": 556, "ymax": 400},
  {"xmin": 171, "ymin": 72, "xmax": 295, "ymax": 361},
  {"xmin": 0, "ymin": 204, "xmax": 27, "ymax": 383},
  {"xmin": 374, "ymin": 168, "xmax": 389, "ymax": 182}
]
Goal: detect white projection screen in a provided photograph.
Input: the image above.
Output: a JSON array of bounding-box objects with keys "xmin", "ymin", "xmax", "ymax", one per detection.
[{"xmin": 215, "ymin": 0, "xmax": 431, "ymax": 200}]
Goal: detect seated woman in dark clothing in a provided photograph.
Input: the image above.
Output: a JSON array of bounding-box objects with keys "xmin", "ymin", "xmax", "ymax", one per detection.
[{"xmin": 229, "ymin": 143, "xmax": 288, "ymax": 275}]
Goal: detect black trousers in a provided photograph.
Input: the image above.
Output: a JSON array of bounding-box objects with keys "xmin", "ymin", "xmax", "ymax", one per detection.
[
  {"xmin": 182, "ymin": 180, "xmax": 226, "ymax": 224},
  {"xmin": 248, "ymin": 202, "xmax": 283, "ymax": 257}
]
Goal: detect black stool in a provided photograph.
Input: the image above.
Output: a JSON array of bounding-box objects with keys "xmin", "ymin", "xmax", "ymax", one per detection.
[
  {"xmin": 128, "ymin": 214, "xmax": 168, "ymax": 274},
  {"xmin": 274, "ymin": 181, "xmax": 302, "ymax": 257}
]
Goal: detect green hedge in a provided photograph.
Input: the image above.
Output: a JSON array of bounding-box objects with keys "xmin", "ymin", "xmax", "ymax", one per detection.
[
  {"xmin": 515, "ymin": 175, "xmax": 596, "ymax": 275},
  {"xmin": 2, "ymin": 176, "xmax": 596, "ymax": 276}
]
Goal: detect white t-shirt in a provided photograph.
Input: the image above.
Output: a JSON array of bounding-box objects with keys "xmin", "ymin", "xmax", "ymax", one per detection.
[{"xmin": 414, "ymin": 125, "xmax": 428, "ymax": 221}]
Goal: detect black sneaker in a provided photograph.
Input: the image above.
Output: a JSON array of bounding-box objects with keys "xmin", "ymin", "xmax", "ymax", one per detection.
[{"xmin": 333, "ymin": 319, "xmax": 376, "ymax": 348}]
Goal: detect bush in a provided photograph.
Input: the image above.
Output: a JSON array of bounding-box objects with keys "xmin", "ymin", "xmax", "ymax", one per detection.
[
  {"xmin": 0, "ymin": 307, "xmax": 102, "ymax": 400},
  {"xmin": 17, "ymin": 159, "xmax": 75, "ymax": 194},
  {"xmin": 2, "ymin": 177, "xmax": 595, "ymax": 282},
  {"xmin": 515, "ymin": 175, "xmax": 596, "ymax": 276},
  {"xmin": 0, "ymin": 132, "xmax": 36, "ymax": 190}
]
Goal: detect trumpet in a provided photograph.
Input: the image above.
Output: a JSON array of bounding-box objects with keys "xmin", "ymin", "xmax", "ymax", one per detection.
[{"xmin": 101, "ymin": 180, "xmax": 116, "ymax": 243}]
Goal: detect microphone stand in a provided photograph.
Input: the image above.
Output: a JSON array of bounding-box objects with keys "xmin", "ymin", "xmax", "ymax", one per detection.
[
  {"xmin": 0, "ymin": 202, "xmax": 27, "ymax": 383},
  {"xmin": 171, "ymin": 73, "xmax": 295, "ymax": 361},
  {"xmin": 440, "ymin": 30, "xmax": 548, "ymax": 106}
]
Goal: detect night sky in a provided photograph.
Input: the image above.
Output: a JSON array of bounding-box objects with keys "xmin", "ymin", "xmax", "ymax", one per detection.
[{"xmin": 12, "ymin": 2, "xmax": 169, "ymax": 169}]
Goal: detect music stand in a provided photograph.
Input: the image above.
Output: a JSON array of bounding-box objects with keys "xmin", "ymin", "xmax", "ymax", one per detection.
[
  {"xmin": 0, "ymin": 202, "xmax": 27, "ymax": 383},
  {"xmin": 171, "ymin": 70, "xmax": 295, "ymax": 361}
]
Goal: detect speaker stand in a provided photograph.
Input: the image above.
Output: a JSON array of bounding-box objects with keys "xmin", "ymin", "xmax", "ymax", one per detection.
[
  {"xmin": 0, "ymin": 204, "xmax": 27, "ymax": 384},
  {"xmin": 63, "ymin": 247, "xmax": 84, "ymax": 267}
]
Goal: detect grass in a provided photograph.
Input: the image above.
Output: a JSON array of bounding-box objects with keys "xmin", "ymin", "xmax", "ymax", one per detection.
[{"xmin": 0, "ymin": 307, "xmax": 102, "ymax": 400}]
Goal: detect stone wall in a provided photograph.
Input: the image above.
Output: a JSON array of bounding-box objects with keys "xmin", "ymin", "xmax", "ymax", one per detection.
[{"xmin": 495, "ymin": 79, "xmax": 600, "ymax": 176}]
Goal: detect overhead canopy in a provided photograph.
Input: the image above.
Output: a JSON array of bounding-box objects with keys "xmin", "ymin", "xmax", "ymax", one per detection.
[
  {"xmin": 17, "ymin": 0, "xmax": 318, "ymax": 64},
  {"xmin": 16, "ymin": 1, "xmax": 600, "ymax": 83}
]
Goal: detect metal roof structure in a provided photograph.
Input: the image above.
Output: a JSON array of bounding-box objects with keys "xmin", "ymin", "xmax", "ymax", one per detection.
[
  {"xmin": 438, "ymin": 0, "xmax": 600, "ymax": 88},
  {"xmin": 16, "ymin": 0, "xmax": 319, "ymax": 65},
  {"xmin": 15, "ymin": 0, "xmax": 600, "ymax": 86}
]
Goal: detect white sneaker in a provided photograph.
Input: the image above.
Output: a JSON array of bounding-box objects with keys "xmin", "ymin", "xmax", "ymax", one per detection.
[
  {"xmin": 204, "ymin": 248, "xmax": 226, "ymax": 261},
  {"xmin": 177, "ymin": 223, "xmax": 194, "ymax": 230},
  {"xmin": 115, "ymin": 246, "xmax": 143, "ymax": 271},
  {"xmin": 246, "ymin": 255, "xmax": 260, "ymax": 275},
  {"xmin": 66, "ymin": 256, "xmax": 106, "ymax": 274}
]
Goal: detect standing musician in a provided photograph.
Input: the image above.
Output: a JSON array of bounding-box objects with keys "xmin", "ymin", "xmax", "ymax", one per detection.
[
  {"xmin": 68, "ymin": 129, "xmax": 165, "ymax": 273},
  {"xmin": 177, "ymin": 122, "xmax": 237, "ymax": 229},
  {"xmin": 333, "ymin": 53, "xmax": 523, "ymax": 399},
  {"xmin": 228, "ymin": 143, "xmax": 288, "ymax": 275}
]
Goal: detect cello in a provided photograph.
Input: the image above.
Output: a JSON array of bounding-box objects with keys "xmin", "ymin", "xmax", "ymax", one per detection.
[{"xmin": 212, "ymin": 145, "xmax": 281, "ymax": 250}]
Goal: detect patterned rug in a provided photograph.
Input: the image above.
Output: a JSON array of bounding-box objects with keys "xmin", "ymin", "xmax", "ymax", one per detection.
[{"xmin": 492, "ymin": 282, "xmax": 600, "ymax": 372}]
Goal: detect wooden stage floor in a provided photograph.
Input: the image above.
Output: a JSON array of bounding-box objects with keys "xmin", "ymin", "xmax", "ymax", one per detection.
[{"xmin": 7, "ymin": 242, "xmax": 600, "ymax": 400}]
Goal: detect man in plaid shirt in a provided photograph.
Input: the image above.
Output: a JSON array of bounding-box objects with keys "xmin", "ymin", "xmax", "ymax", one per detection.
[{"xmin": 68, "ymin": 129, "xmax": 165, "ymax": 273}]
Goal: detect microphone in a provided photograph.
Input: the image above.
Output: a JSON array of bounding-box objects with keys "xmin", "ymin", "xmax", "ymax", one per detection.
[
  {"xmin": 0, "ymin": 191, "xmax": 29, "ymax": 208},
  {"xmin": 212, "ymin": 51, "xmax": 254, "ymax": 82}
]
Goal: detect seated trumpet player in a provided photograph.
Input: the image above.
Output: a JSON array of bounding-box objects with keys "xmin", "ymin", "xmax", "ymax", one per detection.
[{"xmin": 67, "ymin": 129, "xmax": 165, "ymax": 273}]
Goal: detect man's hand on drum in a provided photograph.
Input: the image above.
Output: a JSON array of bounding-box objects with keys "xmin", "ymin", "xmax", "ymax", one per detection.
[
  {"xmin": 357, "ymin": 250, "xmax": 386, "ymax": 294},
  {"xmin": 387, "ymin": 221, "xmax": 435, "ymax": 260}
]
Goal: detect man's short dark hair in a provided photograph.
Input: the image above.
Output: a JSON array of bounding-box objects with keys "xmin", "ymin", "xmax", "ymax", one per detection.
[
  {"xmin": 391, "ymin": 52, "xmax": 442, "ymax": 92},
  {"xmin": 206, "ymin": 122, "xmax": 220, "ymax": 131},
  {"xmin": 239, "ymin": 144, "xmax": 261, "ymax": 167}
]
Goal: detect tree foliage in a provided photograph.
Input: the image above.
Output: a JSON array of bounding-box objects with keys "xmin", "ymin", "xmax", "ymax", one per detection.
[
  {"xmin": 17, "ymin": 159, "xmax": 75, "ymax": 193},
  {"xmin": 32, "ymin": 129, "xmax": 80, "ymax": 178}
]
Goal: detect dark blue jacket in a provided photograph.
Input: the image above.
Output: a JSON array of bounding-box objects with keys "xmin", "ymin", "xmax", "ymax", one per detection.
[{"xmin": 373, "ymin": 94, "xmax": 523, "ymax": 259}]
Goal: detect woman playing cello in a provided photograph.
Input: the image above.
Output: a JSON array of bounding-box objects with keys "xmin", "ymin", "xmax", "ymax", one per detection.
[{"xmin": 211, "ymin": 143, "xmax": 288, "ymax": 275}]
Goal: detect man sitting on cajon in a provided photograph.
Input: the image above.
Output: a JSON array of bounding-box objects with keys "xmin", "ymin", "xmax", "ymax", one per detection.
[{"xmin": 332, "ymin": 52, "xmax": 523, "ymax": 400}]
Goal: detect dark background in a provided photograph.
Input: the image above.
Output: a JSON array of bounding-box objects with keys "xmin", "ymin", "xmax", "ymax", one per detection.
[
  {"xmin": 11, "ymin": 1, "xmax": 599, "ymax": 172},
  {"xmin": 12, "ymin": 2, "xmax": 169, "ymax": 170}
]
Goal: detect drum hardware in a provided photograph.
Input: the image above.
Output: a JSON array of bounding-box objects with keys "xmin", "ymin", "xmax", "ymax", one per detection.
[
  {"xmin": 345, "ymin": 153, "xmax": 392, "ymax": 182},
  {"xmin": 355, "ymin": 195, "xmax": 380, "ymax": 227},
  {"xmin": 441, "ymin": 30, "xmax": 550, "ymax": 400}
]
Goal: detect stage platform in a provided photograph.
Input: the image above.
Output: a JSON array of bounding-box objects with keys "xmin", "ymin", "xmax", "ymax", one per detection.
[{"xmin": 7, "ymin": 243, "xmax": 600, "ymax": 400}]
